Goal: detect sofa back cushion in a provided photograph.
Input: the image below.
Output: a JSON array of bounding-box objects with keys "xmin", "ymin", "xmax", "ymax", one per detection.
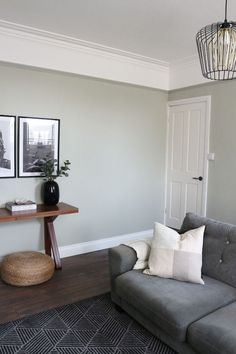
[{"xmin": 180, "ymin": 213, "xmax": 236, "ymax": 288}]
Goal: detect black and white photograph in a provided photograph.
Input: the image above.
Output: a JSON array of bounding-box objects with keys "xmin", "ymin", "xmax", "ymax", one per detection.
[
  {"xmin": 18, "ymin": 116, "xmax": 60, "ymax": 177},
  {"xmin": 0, "ymin": 115, "xmax": 16, "ymax": 178}
]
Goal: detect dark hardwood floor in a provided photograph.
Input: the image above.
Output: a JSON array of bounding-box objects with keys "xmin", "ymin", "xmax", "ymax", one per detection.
[{"xmin": 0, "ymin": 249, "xmax": 110, "ymax": 324}]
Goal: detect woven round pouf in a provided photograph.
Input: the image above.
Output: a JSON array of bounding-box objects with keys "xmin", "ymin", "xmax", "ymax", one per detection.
[{"xmin": 1, "ymin": 251, "xmax": 55, "ymax": 286}]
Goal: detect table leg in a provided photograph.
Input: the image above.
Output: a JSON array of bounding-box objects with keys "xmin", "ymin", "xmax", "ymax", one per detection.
[
  {"xmin": 44, "ymin": 221, "xmax": 52, "ymax": 257},
  {"xmin": 44, "ymin": 217, "xmax": 62, "ymax": 270}
]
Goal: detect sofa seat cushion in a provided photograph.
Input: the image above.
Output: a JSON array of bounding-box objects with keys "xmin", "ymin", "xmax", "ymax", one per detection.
[
  {"xmin": 188, "ymin": 302, "xmax": 236, "ymax": 354},
  {"xmin": 114, "ymin": 271, "xmax": 236, "ymax": 342}
]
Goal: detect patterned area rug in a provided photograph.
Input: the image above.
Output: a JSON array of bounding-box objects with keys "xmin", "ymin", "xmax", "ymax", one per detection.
[{"xmin": 0, "ymin": 293, "xmax": 176, "ymax": 354}]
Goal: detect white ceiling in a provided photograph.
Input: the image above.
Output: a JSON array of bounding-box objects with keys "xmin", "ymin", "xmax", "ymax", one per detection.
[{"xmin": 0, "ymin": 0, "xmax": 235, "ymax": 63}]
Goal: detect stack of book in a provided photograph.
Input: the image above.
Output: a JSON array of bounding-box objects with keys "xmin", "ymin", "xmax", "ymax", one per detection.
[{"xmin": 5, "ymin": 199, "xmax": 37, "ymax": 212}]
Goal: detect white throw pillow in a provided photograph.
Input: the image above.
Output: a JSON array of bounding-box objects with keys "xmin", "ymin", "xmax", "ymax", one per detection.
[
  {"xmin": 143, "ymin": 223, "xmax": 205, "ymax": 284},
  {"xmin": 123, "ymin": 240, "xmax": 151, "ymax": 269}
]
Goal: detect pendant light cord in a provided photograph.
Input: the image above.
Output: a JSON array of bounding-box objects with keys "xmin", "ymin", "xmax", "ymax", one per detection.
[{"xmin": 225, "ymin": 0, "xmax": 228, "ymax": 22}]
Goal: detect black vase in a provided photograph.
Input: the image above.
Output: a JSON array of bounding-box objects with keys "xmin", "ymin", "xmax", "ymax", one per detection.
[{"xmin": 43, "ymin": 180, "xmax": 59, "ymax": 205}]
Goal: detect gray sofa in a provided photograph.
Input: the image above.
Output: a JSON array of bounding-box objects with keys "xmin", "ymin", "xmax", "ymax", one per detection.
[{"xmin": 109, "ymin": 213, "xmax": 236, "ymax": 354}]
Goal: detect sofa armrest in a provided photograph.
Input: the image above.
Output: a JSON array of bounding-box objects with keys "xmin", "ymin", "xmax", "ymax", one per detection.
[{"xmin": 108, "ymin": 245, "xmax": 137, "ymax": 282}]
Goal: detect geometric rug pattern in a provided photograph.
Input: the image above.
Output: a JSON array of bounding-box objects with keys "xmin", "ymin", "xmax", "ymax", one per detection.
[{"xmin": 0, "ymin": 293, "xmax": 176, "ymax": 354}]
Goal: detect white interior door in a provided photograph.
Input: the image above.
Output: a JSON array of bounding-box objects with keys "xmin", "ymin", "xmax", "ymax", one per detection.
[{"xmin": 165, "ymin": 97, "xmax": 211, "ymax": 229}]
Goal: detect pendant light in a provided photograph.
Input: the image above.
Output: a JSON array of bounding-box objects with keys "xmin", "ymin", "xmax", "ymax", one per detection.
[{"xmin": 196, "ymin": 0, "xmax": 236, "ymax": 80}]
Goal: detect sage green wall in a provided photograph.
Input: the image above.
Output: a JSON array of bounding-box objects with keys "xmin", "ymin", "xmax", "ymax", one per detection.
[
  {"xmin": 0, "ymin": 63, "xmax": 167, "ymax": 257},
  {"xmin": 169, "ymin": 80, "xmax": 236, "ymax": 224}
]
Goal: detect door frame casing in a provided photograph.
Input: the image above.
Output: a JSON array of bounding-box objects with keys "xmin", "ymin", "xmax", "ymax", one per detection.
[{"xmin": 164, "ymin": 96, "xmax": 211, "ymax": 225}]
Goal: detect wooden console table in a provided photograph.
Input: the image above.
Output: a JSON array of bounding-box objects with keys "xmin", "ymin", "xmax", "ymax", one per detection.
[{"xmin": 0, "ymin": 202, "xmax": 79, "ymax": 270}]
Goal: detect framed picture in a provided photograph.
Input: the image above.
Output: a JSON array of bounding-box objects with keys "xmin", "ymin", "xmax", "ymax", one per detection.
[
  {"xmin": 0, "ymin": 115, "xmax": 16, "ymax": 178},
  {"xmin": 18, "ymin": 116, "xmax": 60, "ymax": 177}
]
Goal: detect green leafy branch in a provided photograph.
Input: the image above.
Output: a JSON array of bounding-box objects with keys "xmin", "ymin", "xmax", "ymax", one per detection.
[
  {"xmin": 41, "ymin": 159, "xmax": 71, "ymax": 181},
  {"xmin": 58, "ymin": 160, "xmax": 71, "ymax": 177}
]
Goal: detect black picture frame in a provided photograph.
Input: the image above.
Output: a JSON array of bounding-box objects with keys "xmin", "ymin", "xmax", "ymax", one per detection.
[
  {"xmin": 0, "ymin": 115, "xmax": 16, "ymax": 178},
  {"xmin": 18, "ymin": 116, "xmax": 60, "ymax": 178}
]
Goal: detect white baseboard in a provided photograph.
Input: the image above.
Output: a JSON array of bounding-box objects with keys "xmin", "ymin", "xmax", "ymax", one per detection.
[
  {"xmin": 0, "ymin": 229, "xmax": 153, "ymax": 261},
  {"xmin": 59, "ymin": 229, "xmax": 153, "ymax": 258}
]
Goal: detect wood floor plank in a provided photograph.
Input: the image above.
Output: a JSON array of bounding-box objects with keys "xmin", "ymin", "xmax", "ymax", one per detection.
[{"xmin": 0, "ymin": 249, "xmax": 110, "ymax": 324}]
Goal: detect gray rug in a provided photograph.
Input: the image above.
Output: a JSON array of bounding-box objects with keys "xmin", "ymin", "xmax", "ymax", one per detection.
[{"xmin": 0, "ymin": 293, "xmax": 176, "ymax": 353}]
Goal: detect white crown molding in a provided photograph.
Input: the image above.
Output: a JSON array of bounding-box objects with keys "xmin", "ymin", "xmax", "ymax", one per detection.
[
  {"xmin": 0, "ymin": 20, "xmax": 212, "ymax": 90},
  {"xmin": 57, "ymin": 229, "xmax": 152, "ymax": 258},
  {"xmin": 169, "ymin": 55, "xmax": 209, "ymax": 90},
  {"xmin": 0, "ymin": 20, "xmax": 169, "ymax": 90},
  {"xmin": 0, "ymin": 20, "xmax": 168, "ymax": 67}
]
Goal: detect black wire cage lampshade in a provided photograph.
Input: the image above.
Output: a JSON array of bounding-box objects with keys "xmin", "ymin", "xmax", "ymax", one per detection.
[{"xmin": 196, "ymin": 0, "xmax": 236, "ymax": 80}]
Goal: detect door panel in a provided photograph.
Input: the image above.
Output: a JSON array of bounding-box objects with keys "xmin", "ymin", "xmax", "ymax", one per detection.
[
  {"xmin": 172, "ymin": 112, "xmax": 184, "ymax": 171},
  {"xmin": 186, "ymin": 183, "xmax": 198, "ymax": 213},
  {"xmin": 170, "ymin": 181, "xmax": 182, "ymax": 220},
  {"xmin": 166, "ymin": 99, "xmax": 210, "ymax": 229},
  {"xmin": 187, "ymin": 110, "xmax": 201, "ymax": 172}
]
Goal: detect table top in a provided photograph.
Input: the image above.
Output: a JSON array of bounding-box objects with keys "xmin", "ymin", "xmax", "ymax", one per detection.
[{"xmin": 0, "ymin": 202, "xmax": 79, "ymax": 223}]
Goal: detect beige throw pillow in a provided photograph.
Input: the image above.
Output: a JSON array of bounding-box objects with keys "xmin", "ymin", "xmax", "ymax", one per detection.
[{"xmin": 144, "ymin": 223, "xmax": 205, "ymax": 284}]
